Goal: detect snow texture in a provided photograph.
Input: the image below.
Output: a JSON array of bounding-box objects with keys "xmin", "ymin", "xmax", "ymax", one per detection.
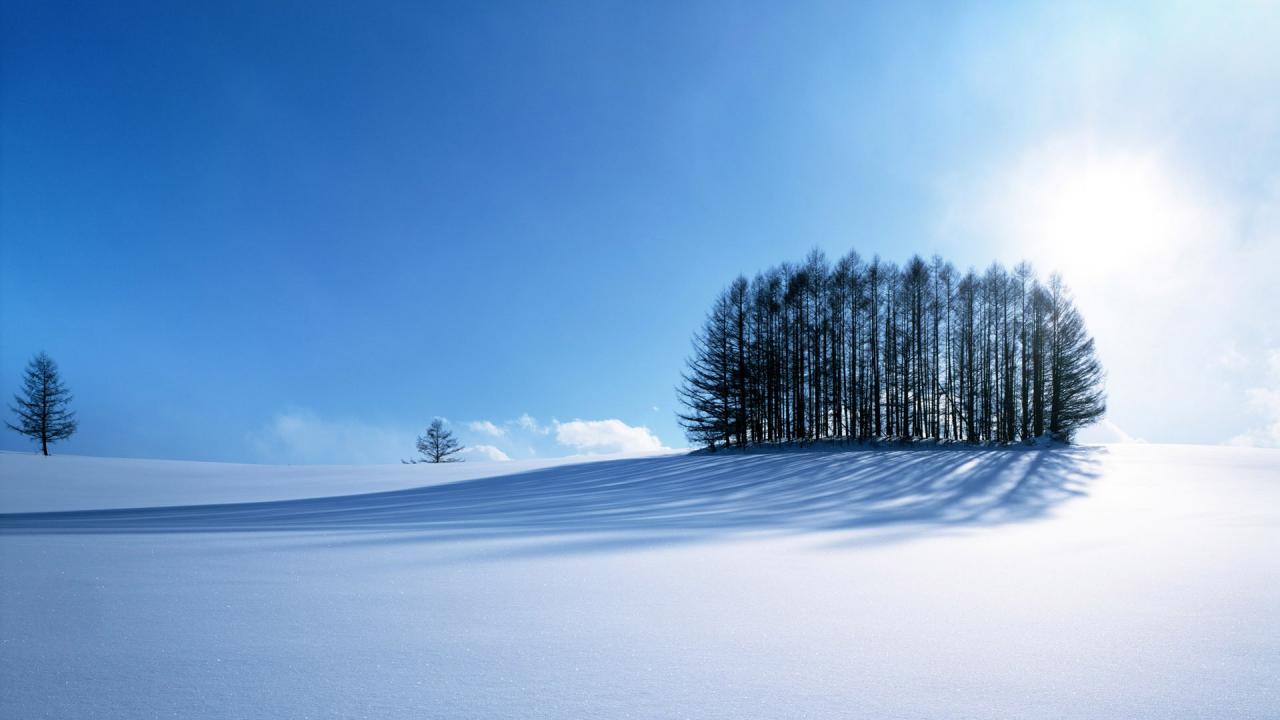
[{"xmin": 1, "ymin": 444, "xmax": 1277, "ymax": 718}]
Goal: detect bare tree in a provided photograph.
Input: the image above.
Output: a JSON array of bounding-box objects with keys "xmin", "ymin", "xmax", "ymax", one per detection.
[
  {"xmin": 7, "ymin": 352, "xmax": 78, "ymax": 456},
  {"xmin": 405, "ymin": 418, "xmax": 464, "ymax": 463}
]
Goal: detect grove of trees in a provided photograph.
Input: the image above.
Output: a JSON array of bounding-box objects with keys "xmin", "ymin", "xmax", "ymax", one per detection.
[
  {"xmin": 678, "ymin": 250, "xmax": 1105, "ymax": 450},
  {"xmin": 7, "ymin": 352, "xmax": 78, "ymax": 456}
]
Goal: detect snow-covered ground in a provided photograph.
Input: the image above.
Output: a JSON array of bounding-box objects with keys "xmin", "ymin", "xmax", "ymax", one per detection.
[
  {"xmin": 1, "ymin": 444, "xmax": 1277, "ymax": 719},
  {"xmin": 0, "ymin": 450, "xmax": 676, "ymax": 512}
]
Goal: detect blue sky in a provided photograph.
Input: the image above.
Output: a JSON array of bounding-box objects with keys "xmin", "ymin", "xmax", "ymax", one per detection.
[{"xmin": 3, "ymin": 1, "xmax": 1278, "ymax": 462}]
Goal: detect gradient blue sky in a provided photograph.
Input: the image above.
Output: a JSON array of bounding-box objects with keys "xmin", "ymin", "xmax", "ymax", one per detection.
[{"xmin": 3, "ymin": 1, "xmax": 1278, "ymax": 462}]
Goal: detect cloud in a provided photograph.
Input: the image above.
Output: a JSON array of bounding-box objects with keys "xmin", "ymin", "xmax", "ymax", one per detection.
[
  {"xmin": 554, "ymin": 419, "xmax": 664, "ymax": 454},
  {"xmin": 467, "ymin": 420, "xmax": 506, "ymax": 438},
  {"xmin": 1218, "ymin": 345, "xmax": 1251, "ymax": 372},
  {"xmin": 1228, "ymin": 348, "xmax": 1280, "ymax": 448},
  {"xmin": 460, "ymin": 444, "xmax": 512, "ymax": 462},
  {"xmin": 249, "ymin": 411, "xmax": 666, "ymax": 464},
  {"xmin": 514, "ymin": 413, "xmax": 551, "ymax": 435},
  {"xmin": 252, "ymin": 410, "xmax": 414, "ymax": 464}
]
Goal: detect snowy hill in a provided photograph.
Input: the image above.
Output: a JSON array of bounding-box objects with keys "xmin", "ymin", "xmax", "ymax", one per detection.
[
  {"xmin": 0, "ymin": 450, "xmax": 676, "ymax": 513},
  {"xmin": 1, "ymin": 444, "xmax": 1277, "ymax": 719}
]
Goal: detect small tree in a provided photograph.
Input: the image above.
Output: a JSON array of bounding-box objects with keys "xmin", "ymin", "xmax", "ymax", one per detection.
[
  {"xmin": 7, "ymin": 352, "xmax": 78, "ymax": 456},
  {"xmin": 405, "ymin": 418, "xmax": 464, "ymax": 463}
]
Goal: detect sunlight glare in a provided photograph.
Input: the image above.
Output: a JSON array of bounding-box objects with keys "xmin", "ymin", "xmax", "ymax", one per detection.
[{"xmin": 1006, "ymin": 146, "xmax": 1207, "ymax": 290}]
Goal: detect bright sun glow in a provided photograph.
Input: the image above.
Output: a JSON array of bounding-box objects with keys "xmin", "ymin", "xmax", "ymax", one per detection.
[{"xmin": 999, "ymin": 144, "xmax": 1211, "ymax": 289}]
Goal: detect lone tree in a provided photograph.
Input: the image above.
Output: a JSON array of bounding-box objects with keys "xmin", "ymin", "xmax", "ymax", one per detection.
[
  {"xmin": 7, "ymin": 352, "xmax": 78, "ymax": 456},
  {"xmin": 405, "ymin": 418, "xmax": 464, "ymax": 463}
]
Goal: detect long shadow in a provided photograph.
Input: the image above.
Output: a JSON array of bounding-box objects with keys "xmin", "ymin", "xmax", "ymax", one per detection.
[{"xmin": 0, "ymin": 447, "xmax": 1102, "ymax": 551}]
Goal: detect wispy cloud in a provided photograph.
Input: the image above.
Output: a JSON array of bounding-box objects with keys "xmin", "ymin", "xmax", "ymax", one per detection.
[
  {"xmin": 467, "ymin": 420, "xmax": 506, "ymax": 438},
  {"xmin": 1228, "ymin": 348, "xmax": 1280, "ymax": 448},
  {"xmin": 514, "ymin": 413, "xmax": 551, "ymax": 435},
  {"xmin": 251, "ymin": 410, "xmax": 415, "ymax": 464}
]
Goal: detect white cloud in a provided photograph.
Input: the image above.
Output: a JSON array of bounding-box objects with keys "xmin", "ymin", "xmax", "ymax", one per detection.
[
  {"xmin": 250, "ymin": 411, "xmax": 667, "ymax": 464},
  {"xmin": 460, "ymin": 444, "xmax": 512, "ymax": 462},
  {"xmin": 467, "ymin": 420, "xmax": 506, "ymax": 438},
  {"xmin": 554, "ymin": 419, "xmax": 664, "ymax": 454},
  {"xmin": 252, "ymin": 411, "xmax": 415, "ymax": 465},
  {"xmin": 1228, "ymin": 349, "xmax": 1280, "ymax": 448}
]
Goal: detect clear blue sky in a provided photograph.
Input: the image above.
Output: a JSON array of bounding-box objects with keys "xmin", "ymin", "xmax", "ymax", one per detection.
[{"xmin": 3, "ymin": 1, "xmax": 1277, "ymax": 462}]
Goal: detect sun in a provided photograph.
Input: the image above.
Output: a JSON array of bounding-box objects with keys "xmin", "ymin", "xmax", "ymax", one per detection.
[{"xmin": 1001, "ymin": 144, "xmax": 1207, "ymax": 289}]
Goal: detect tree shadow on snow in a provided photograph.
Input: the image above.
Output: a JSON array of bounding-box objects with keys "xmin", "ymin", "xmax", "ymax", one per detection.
[{"xmin": 0, "ymin": 446, "xmax": 1103, "ymax": 554}]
